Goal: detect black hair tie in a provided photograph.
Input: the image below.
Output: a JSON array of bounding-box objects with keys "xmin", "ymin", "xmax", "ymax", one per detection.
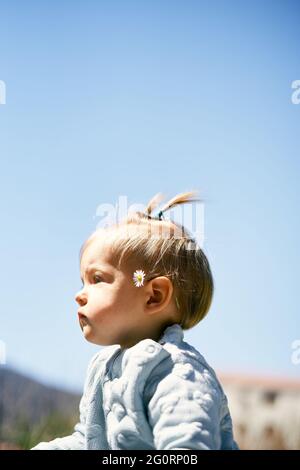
[{"xmin": 146, "ymin": 211, "xmax": 164, "ymax": 220}]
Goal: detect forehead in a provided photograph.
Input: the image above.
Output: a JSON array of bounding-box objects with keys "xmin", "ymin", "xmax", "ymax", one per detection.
[
  {"xmin": 80, "ymin": 227, "xmax": 142, "ymax": 277},
  {"xmin": 80, "ymin": 234, "xmax": 114, "ymax": 271}
]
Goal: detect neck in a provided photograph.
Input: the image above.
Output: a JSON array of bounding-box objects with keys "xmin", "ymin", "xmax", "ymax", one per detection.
[{"xmin": 119, "ymin": 319, "xmax": 174, "ymax": 350}]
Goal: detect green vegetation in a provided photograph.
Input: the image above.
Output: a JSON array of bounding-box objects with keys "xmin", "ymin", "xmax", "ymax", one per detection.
[{"xmin": 4, "ymin": 412, "xmax": 77, "ymax": 450}]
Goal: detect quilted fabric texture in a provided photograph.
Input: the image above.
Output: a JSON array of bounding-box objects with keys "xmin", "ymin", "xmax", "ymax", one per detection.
[{"xmin": 31, "ymin": 324, "xmax": 239, "ymax": 450}]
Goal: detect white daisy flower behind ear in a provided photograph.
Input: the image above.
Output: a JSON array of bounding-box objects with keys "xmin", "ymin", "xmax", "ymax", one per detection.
[{"xmin": 133, "ymin": 269, "xmax": 146, "ymax": 287}]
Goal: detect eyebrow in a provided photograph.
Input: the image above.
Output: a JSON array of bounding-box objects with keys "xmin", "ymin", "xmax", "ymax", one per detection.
[{"xmin": 80, "ymin": 264, "xmax": 112, "ymax": 284}]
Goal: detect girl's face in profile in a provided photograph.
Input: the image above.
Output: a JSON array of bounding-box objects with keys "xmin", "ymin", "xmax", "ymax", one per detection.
[{"xmin": 75, "ymin": 235, "xmax": 146, "ymax": 349}]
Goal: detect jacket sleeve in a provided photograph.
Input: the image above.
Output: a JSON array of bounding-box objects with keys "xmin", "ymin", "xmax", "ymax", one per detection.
[
  {"xmin": 31, "ymin": 350, "xmax": 102, "ymax": 450},
  {"xmin": 146, "ymin": 362, "xmax": 223, "ymax": 450}
]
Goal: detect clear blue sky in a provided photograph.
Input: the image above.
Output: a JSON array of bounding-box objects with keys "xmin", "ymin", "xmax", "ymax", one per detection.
[{"xmin": 0, "ymin": 0, "xmax": 299, "ymax": 392}]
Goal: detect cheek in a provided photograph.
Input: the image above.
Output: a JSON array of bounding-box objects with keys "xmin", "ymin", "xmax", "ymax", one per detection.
[{"xmin": 88, "ymin": 288, "xmax": 123, "ymax": 315}]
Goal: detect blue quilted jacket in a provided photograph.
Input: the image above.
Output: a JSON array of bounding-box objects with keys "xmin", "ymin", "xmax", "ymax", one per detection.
[{"xmin": 32, "ymin": 324, "xmax": 239, "ymax": 450}]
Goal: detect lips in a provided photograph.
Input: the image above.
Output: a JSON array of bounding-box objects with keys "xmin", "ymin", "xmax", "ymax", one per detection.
[{"xmin": 78, "ymin": 312, "xmax": 89, "ymax": 329}]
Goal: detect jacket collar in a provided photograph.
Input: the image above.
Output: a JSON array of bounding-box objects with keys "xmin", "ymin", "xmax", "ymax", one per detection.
[
  {"xmin": 103, "ymin": 323, "xmax": 185, "ymax": 377},
  {"xmin": 111, "ymin": 323, "xmax": 184, "ymax": 370},
  {"xmin": 157, "ymin": 323, "xmax": 184, "ymax": 345}
]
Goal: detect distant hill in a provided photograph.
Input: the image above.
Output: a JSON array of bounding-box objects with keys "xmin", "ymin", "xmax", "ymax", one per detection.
[{"xmin": 0, "ymin": 366, "xmax": 81, "ymax": 448}]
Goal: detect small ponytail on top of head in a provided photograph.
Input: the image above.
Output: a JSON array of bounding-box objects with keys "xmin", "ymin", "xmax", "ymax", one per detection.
[
  {"xmin": 145, "ymin": 190, "xmax": 201, "ymax": 221},
  {"xmin": 157, "ymin": 190, "xmax": 201, "ymax": 215},
  {"xmin": 145, "ymin": 192, "xmax": 165, "ymax": 220}
]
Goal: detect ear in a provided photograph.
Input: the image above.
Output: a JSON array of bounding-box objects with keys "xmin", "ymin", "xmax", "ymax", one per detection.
[{"xmin": 144, "ymin": 276, "xmax": 174, "ymax": 315}]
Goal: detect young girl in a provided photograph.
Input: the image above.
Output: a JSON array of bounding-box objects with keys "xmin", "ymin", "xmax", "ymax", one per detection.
[{"xmin": 32, "ymin": 191, "xmax": 239, "ymax": 450}]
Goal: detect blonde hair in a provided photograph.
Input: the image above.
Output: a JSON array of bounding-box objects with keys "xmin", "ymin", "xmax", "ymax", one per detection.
[{"xmin": 80, "ymin": 191, "xmax": 214, "ymax": 330}]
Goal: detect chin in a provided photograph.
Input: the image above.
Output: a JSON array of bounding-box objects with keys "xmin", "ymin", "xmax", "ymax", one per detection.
[
  {"xmin": 92, "ymin": 337, "xmax": 117, "ymax": 347},
  {"xmin": 82, "ymin": 326, "xmax": 94, "ymax": 341},
  {"xmin": 83, "ymin": 332, "xmax": 104, "ymax": 346}
]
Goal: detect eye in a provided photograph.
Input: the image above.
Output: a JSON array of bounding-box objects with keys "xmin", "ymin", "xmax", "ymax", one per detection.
[{"xmin": 93, "ymin": 274, "xmax": 103, "ymax": 283}]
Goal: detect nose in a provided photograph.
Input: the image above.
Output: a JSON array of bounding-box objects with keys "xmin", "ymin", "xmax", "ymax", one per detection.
[{"xmin": 75, "ymin": 289, "xmax": 87, "ymax": 306}]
